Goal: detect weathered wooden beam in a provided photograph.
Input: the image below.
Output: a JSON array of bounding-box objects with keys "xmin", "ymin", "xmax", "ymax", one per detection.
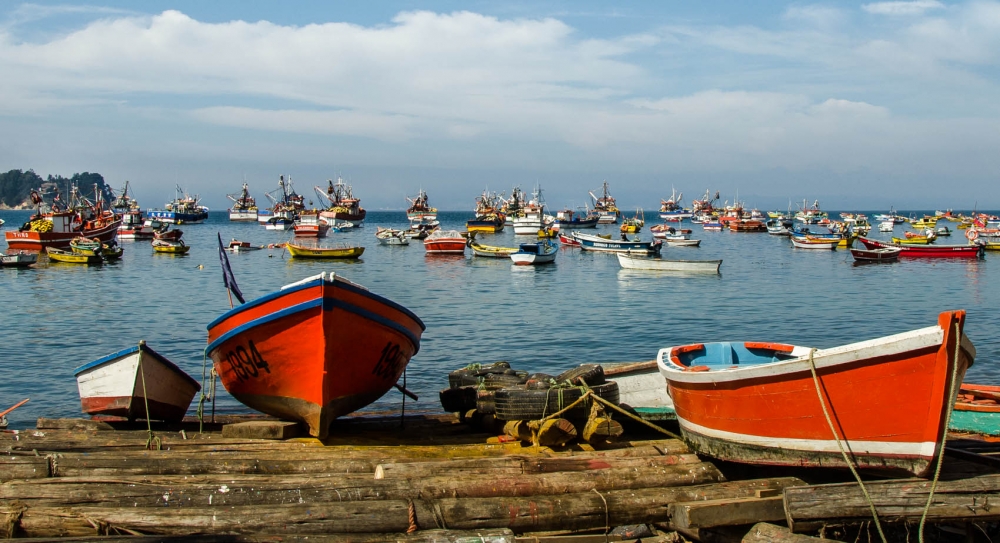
[
  {"xmin": 374, "ymin": 453, "xmax": 702, "ymax": 479},
  {"xmin": 784, "ymin": 474, "xmax": 1000, "ymax": 531},
  {"xmin": 0, "ymin": 529, "xmax": 516, "ymax": 542},
  {"xmin": 0, "ymin": 456, "xmax": 49, "ymax": 482},
  {"xmin": 741, "ymin": 522, "xmax": 836, "ymax": 542},
  {"xmin": 669, "ymin": 496, "xmax": 785, "ymax": 530},
  {"xmin": 222, "ymin": 421, "xmax": 302, "ymax": 440},
  {"xmin": 2, "ymin": 462, "xmax": 724, "ymax": 506},
  {"xmin": 3, "ymin": 477, "xmax": 805, "ymax": 537}
]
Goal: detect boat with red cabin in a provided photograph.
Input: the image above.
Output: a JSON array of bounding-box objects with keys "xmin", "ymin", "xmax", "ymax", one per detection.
[
  {"xmin": 316, "ymin": 175, "xmax": 366, "ymax": 227},
  {"xmin": 657, "ymin": 310, "xmax": 975, "ymax": 476},
  {"xmin": 293, "ymin": 212, "xmax": 331, "ymax": 237},
  {"xmin": 5, "ymin": 188, "xmax": 121, "ymax": 252},
  {"xmin": 206, "ymin": 272, "xmax": 425, "ymax": 438}
]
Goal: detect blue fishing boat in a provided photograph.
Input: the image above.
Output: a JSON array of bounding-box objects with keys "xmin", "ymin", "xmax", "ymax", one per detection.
[
  {"xmin": 571, "ymin": 231, "xmax": 662, "ymax": 255},
  {"xmin": 147, "ymin": 185, "xmax": 209, "ymax": 224}
]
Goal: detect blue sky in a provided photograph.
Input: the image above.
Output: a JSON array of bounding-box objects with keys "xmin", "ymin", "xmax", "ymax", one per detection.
[{"xmin": 2, "ymin": 1, "xmax": 999, "ymax": 211}]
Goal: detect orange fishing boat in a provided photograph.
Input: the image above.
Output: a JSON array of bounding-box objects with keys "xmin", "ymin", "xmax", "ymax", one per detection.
[
  {"xmin": 657, "ymin": 310, "xmax": 974, "ymax": 476},
  {"xmin": 206, "ymin": 272, "xmax": 425, "ymax": 438}
]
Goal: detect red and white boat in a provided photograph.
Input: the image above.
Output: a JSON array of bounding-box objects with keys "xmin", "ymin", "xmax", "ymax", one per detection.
[
  {"xmin": 424, "ymin": 230, "xmax": 466, "ymax": 254},
  {"xmin": 316, "ymin": 175, "xmax": 366, "ymax": 227},
  {"xmin": 74, "ymin": 341, "xmax": 201, "ymax": 422},
  {"xmin": 558, "ymin": 233, "xmax": 581, "ymax": 246},
  {"xmin": 293, "ymin": 212, "xmax": 331, "ymax": 237},
  {"xmin": 6, "ymin": 210, "xmax": 120, "ymax": 252},
  {"xmin": 153, "ymin": 226, "xmax": 183, "ymax": 241},
  {"xmin": 858, "ymin": 237, "xmax": 983, "ymax": 258},
  {"xmin": 206, "ymin": 272, "xmax": 425, "ymax": 438},
  {"xmin": 657, "ymin": 310, "xmax": 975, "ymax": 476}
]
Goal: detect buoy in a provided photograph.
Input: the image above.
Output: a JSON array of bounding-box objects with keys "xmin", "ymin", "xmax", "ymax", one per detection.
[{"xmin": 966, "ymin": 229, "xmax": 979, "ymax": 241}]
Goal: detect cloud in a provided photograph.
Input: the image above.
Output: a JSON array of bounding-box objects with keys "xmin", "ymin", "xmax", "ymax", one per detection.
[{"xmin": 862, "ymin": 1, "xmax": 945, "ymax": 16}]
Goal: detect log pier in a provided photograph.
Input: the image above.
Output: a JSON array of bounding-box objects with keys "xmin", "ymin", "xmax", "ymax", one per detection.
[{"xmin": 2, "ymin": 413, "xmax": 1000, "ymax": 541}]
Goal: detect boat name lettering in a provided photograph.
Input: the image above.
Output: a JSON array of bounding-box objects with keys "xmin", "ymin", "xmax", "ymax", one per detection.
[
  {"xmin": 372, "ymin": 342, "xmax": 405, "ymax": 380},
  {"xmin": 225, "ymin": 341, "xmax": 271, "ymax": 382}
]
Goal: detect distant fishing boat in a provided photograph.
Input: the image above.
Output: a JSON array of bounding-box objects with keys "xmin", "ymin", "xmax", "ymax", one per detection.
[
  {"xmin": 589, "ymin": 181, "xmax": 620, "ymax": 224},
  {"xmin": 406, "ymin": 189, "xmax": 437, "ymax": 221},
  {"xmin": 316, "ymin": 175, "xmax": 366, "ymax": 227},
  {"xmin": 6, "ymin": 186, "xmax": 121, "ymax": 252},
  {"xmin": 147, "ymin": 185, "xmax": 209, "ymax": 224},
  {"xmin": 206, "ymin": 271, "xmax": 425, "ymax": 438},
  {"xmin": 227, "ymin": 182, "xmax": 259, "ymax": 222},
  {"xmin": 74, "ymin": 341, "xmax": 201, "ymax": 422}
]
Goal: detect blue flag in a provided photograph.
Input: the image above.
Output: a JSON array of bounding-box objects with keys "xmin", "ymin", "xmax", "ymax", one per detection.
[{"xmin": 217, "ymin": 233, "xmax": 246, "ymax": 305}]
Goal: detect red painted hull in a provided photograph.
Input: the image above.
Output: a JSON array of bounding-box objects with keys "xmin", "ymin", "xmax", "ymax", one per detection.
[
  {"xmin": 658, "ymin": 311, "xmax": 974, "ymax": 476},
  {"xmin": 293, "ymin": 224, "xmax": 331, "ymax": 237},
  {"xmin": 5, "ymin": 220, "xmax": 121, "ymax": 251},
  {"xmin": 858, "ymin": 237, "xmax": 982, "ymax": 258},
  {"xmin": 424, "ymin": 233, "xmax": 466, "ymax": 254},
  {"xmin": 206, "ymin": 273, "xmax": 424, "ymax": 438}
]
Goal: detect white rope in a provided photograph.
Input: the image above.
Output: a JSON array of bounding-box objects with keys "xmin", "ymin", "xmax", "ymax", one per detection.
[{"xmin": 807, "ymin": 348, "xmax": 886, "ymax": 543}]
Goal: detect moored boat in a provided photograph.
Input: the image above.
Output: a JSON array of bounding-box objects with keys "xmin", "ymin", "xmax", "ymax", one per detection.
[
  {"xmin": 558, "ymin": 233, "xmax": 581, "ymax": 247},
  {"xmin": 656, "ymin": 310, "xmax": 975, "ymax": 476},
  {"xmin": 264, "ymin": 217, "xmax": 295, "ymax": 231},
  {"xmin": 286, "ymin": 243, "xmax": 364, "ymax": 259},
  {"xmin": 147, "ymin": 185, "xmax": 209, "ymax": 224},
  {"xmin": 467, "ymin": 234, "xmax": 517, "ymax": 258},
  {"xmin": 206, "ymin": 271, "xmax": 425, "ymax": 438},
  {"xmin": 226, "ymin": 240, "xmax": 262, "ymax": 252},
  {"xmin": 228, "ymin": 182, "xmax": 259, "ymax": 222},
  {"xmin": 316, "ymin": 175, "xmax": 366, "ymax": 227},
  {"xmin": 589, "ymin": 181, "xmax": 620, "ymax": 224},
  {"xmin": 859, "ymin": 237, "xmax": 983, "ymax": 258},
  {"xmin": 293, "ymin": 212, "xmax": 331, "ymax": 238},
  {"xmin": 616, "ymin": 252, "xmax": 721, "ymax": 273},
  {"xmin": 0, "ymin": 251, "xmax": 39, "ymax": 267},
  {"xmin": 375, "ymin": 227, "xmax": 409, "ymax": 245},
  {"xmin": 949, "ymin": 383, "xmax": 1000, "ymax": 437},
  {"xmin": 509, "ymin": 241, "xmax": 557, "ymax": 265},
  {"xmin": 850, "ymin": 247, "xmax": 901, "ymax": 263},
  {"xmin": 6, "ymin": 188, "xmax": 121, "ymax": 252},
  {"xmin": 46, "ymin": 247, "xmax": 102, "ymax": 264},
  {"xmin": 74, "ymin": 341, "xmax": 201, "ymax": 422},
  {"xmin": 152, "ymin": 239, "xmax": 191, "ymax": 254},
  {"xmin": 790, "ymin": 237, "xmax": 837, "ymax": 250},
  {"xmin": 406, "ymin": 189, "xmax": 437, "ymax": 222},
  {"xmin": 572, "ymin": 231, "xmax": 663, "ymax": 255},
  {"xmin": 424, "ymin": 230, "xmax": 467, "ymax": 254},
  {"xmin": 555, "ymin": 208, "xmax": 600, "ymax": 228}
]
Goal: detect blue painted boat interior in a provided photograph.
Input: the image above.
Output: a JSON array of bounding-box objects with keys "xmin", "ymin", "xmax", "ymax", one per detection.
[{"xmin": 677, "ymin": 342, "xmax": 798, "ymax": 367}]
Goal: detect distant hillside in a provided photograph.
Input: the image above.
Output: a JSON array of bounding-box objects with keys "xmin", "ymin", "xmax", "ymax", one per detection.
[{"xmin": 0, "ymin": 169, "xmax": 109, "ymax": 209}]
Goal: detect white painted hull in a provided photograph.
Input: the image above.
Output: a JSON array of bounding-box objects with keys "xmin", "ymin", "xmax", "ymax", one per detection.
[
  {"xmin": 229, "ymin": 210, "xmax": 258, "ymax": 221},
  {"xmin": 616, "ymin": 253, "xmax": 721, "ymax": 273},
  {"xmin": 510, "ymin": 251, "xmax": 556, "ymax": 265},
  {"xmin": 74, "ymin": 343, "xmax": 201, "ymax": 422},
  {"xmin": 603, "ymin": 361, "xmax": 673, "ymax": 409}
]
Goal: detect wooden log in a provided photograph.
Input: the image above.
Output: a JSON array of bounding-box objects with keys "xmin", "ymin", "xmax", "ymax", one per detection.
[
  {"xmin": 580, "ymin": 417, "xmax": 623, "ymax": 445},
  {"xmin": 1, "ymin": 462, "xmax": 724, "ymax": 506},
  {"xmin": 4, "ymin": 477, "xmax": 805, "ymax": 537},
  {"xmin": 374, "ymin": 454, "xmax": 703, "ymax": 479},
  {"xmin": 669, "ymin": 496, "xmax": 785, "ymax": 529},
  {"xmin": 532, "ymin": 419, "xmax": 577, "ymax": 447},
  {"xmin": 0, "ymin": 456, "xmax": 49, "ymax": 481},
  {"xmin": 50, "ymin": 452, "xmax": 378, "ymax": 477},
  {"xmin": 742, "ymin": 522, "xmax": 833, "ymax": 542},
  {"xmin": 504, "ymin": 420, "xmax": 534, "ymax": 442},
  {"xmin": 0, "ymin": 529, "xmax": 516, "ymax": 543},
  {"xmin": 784, "ymin": 474, "xmax": 1000, "ymax": 531},
  {"xmin": 222, "ymin": 421, "xmax": 302, "ymax": 440}
]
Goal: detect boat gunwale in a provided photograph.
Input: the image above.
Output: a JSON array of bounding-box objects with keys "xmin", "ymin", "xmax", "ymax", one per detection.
[
  {"xmin": 73, "ymin": 343, "xmax": 202, "ymax": 390},
  {"xmin": 657, "ymin": 324, "xmax": 974, "ymax": 385},
  {"xmin": 206, "ymin": 276, "xmax": 425, "ymax": 334}
]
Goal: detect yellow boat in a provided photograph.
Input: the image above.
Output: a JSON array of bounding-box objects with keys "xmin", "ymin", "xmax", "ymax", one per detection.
[
  {"xmin": 101, "ymin": 243, "xmax": 124, "ymax": 260},
  {"xmin": 152, "ymin": 240, "xmax": 191, "ymax": 254},
  {"xmin": 46, "ymin": 247, "xmax": 102, "ymax": 264},
  {"xmin": 286, "ymin": 242, "xmax": 365, "ymax": 259},
  {"xmin": 892, "ymin": 236, "xmax": 932, "ymax": 245},
  {"xmin": 69, "ymin": 238, "xmax": 102, "ymax": 256},
  {"xmin": 976, "ymin": 241, "xmax": 1000, "ymax": 251},
  {"xmin": 910, "ymin": 218, "xmax": 937, "ymax": 229},
  {"xmin": 836, "ymin": 233, "xmax": 858, "ymax": 248}
]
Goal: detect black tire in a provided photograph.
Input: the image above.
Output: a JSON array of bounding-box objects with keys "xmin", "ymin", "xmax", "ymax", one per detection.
[
  {"xmin": 448, "ymin": 361, "xmax": 512, "ymax": 388},
  {"xmin": 476, "ymin": 389, "xmax": 497, "ymax": 414},
  {"xmin": 439, "ymin": 386, "xmax": 478, "ymax": 413},
  {"xmin": 555, "ymin": 364, "xmax": 606, "ymax": 386},
  {"xmin": 481, "ymin": 371, "xmax": 528, "ymax": 390},
  {"xmin": 494, "ymin": 382, "xmax": 620, "ymax": 421}
]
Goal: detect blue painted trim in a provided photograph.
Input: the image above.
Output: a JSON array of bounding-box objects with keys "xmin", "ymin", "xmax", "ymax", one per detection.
[
  {"xmin": 206, "ymin": 296, "xmax": 422, "ymax": 356},
  {"xmin": 74, "ymin": 345, "xmax": 140, "ymax": 375},
  {"xmin": 207, "ymin": 299, "xmax": 323, "ymax": 355},
  {"xmin": 206, "ymin": 276, "xmax": 425, "ymax": 332},
  {"xmin": 206, "ymin": 278, "xmax": 322, "ymax": 330},
  {"xmin": 74, "ymin": 343, "xmax": 201, "ymax": 389}
]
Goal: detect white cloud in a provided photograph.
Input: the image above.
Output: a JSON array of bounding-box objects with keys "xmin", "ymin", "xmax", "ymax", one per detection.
[{"xmin": 862, "ymin": 1, "xmax": 945, "ymax": 16}]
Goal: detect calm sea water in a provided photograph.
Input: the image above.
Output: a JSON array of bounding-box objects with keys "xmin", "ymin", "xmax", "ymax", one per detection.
[{"xmin": 2, "ymin": 209, "xmax": 997, "ymax": 430}]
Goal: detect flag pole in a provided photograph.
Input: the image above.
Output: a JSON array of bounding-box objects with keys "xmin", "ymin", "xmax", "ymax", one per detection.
[{"xmin": 227, "ymin": 289, "xmax": 234, "ymax": 309}]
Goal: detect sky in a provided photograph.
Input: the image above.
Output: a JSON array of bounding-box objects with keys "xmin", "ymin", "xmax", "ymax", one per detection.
[{"xmin": 1, "ymin": 1, "xmax": 999, "ymax": 211}]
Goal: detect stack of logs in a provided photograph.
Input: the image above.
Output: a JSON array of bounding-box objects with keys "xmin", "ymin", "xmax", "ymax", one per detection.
[{"xmin": 3, "ymin": 416, "xmax": 1000, "ymax": 541}]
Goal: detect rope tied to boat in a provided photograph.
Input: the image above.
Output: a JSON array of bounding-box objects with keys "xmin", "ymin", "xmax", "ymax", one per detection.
[
  {"xmin": 406, "ymin": 499, "xmax": 418, "ymax": 533},
  {"xmin": 918, "ymin": 322, "xmax": 963, "ymax": 543},
  {"xmin": 807, "ymin": 348, "xmax": 886, "ymax": 543},
  {"xmin": 535, "ymin": 384, "xmax": 683, "ymax": 441},
  {"xmin": 138, "ymin": 357, "xmax": 161, "ymax": 452}
]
